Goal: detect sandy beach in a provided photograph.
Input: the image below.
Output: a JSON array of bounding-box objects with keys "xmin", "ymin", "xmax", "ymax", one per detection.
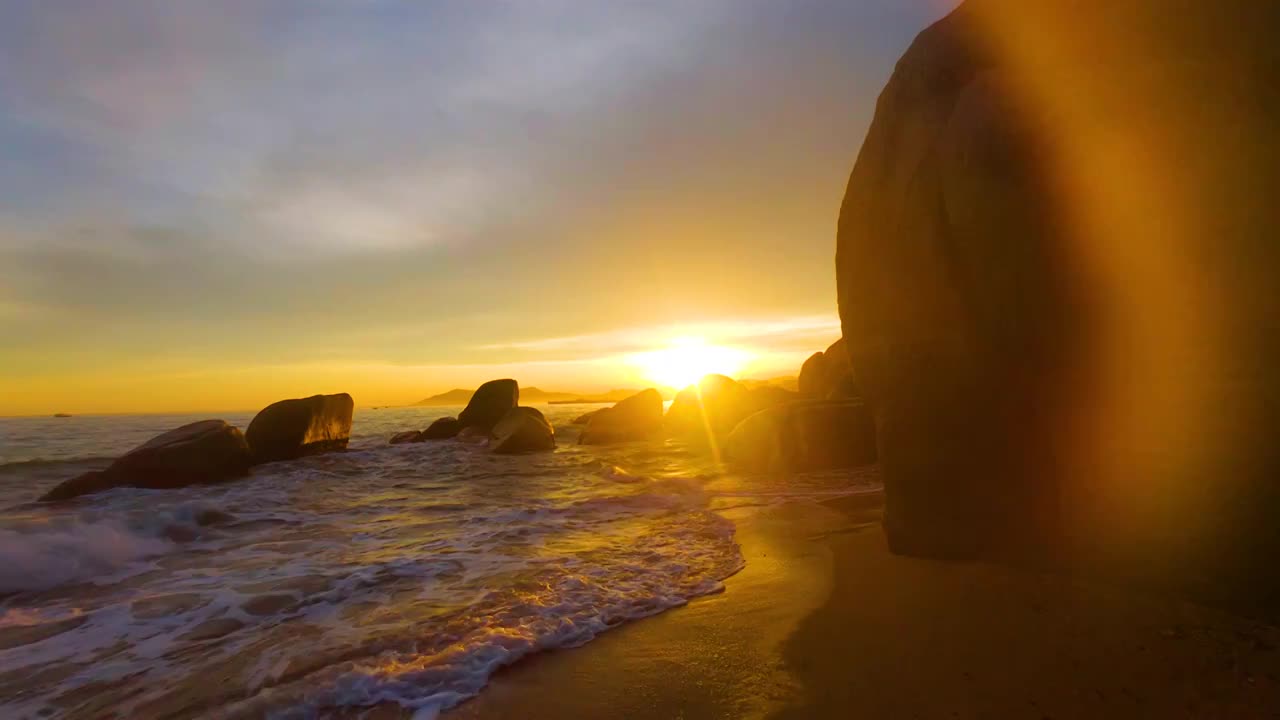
[{"xmin": 446, "ymin": 490, "xmax": 1280, "ymax": 719}]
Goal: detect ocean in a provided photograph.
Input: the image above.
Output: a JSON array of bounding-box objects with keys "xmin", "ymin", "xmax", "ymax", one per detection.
[{"xmin": 0, "ymin": 405, "xmax": 878, "ymax": 718}]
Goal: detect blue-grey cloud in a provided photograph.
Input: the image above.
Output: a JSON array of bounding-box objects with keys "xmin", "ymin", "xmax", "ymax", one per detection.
[{"xmin": 0, "ymin": 0, "xmax": 953, "ymax": 397}]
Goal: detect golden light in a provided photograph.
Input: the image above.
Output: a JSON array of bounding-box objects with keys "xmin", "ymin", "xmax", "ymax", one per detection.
[{"xmin": 629, "ymin": 337, "xmax": 752, "ymax": 389}]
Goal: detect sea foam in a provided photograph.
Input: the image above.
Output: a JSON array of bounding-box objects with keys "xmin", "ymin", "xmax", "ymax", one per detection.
[{"xmin": 0, "ymin": 519, "xmax": 173, "ymax": 594}]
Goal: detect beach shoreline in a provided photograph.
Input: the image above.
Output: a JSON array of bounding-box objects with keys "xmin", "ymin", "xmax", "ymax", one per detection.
[
  {"xmin": 443, "ymin": 490, "xmax": 1280, "ymax": 719},
  {"xmin": 444, "ymin": 495, "xmax": 862, "ymax": 720}
]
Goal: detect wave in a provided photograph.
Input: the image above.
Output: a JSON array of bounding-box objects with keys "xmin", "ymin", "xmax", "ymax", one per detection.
[
  {"xmin": 0, "ymin": 520, "xmax": 172, "ymax": 594},
  {"xmin": 0, "ymin": 502, "xmax": 236, "ymax": 594},
  {"xmin": 224, "ymin": 511, "xmax": 744, "ymax": 719}
]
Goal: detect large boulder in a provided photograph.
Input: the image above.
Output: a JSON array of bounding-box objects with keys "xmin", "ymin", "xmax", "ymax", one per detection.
[
  {"xmin": 421, "ymin": 416, "xmax": 463, "ymax": 440},
  {"xmin": 665, "ymin": 375, "xmax": 795, "ymax": 440},
  {"xmin": 490, "ymin": 407, "xmax": 556, "ymax": 454},
  {"xmin": 245, "ymin": 394, "xmax": 354, "ymax": 464},
  {"xmin": 40, "ymin": 420, "xmax": 252, "ymax": 501},
  {"xmin": 664, "ymin": 375, "xmax": 754, "ymax": 439},
  {"xmin": 725, "ymin": 401, "xmax": 876, "ymax": 474},
  {"xmin": 389, "ymin": 431, "xmax": 423, "ymax": 445},
  {"xmin": 837, "ymin": 0, "xmax": 1280, "ymax": 581},
  {"xmin": 579, "ymin": 389, "xmax": 664, "ymax": 445},
  {"xmin": 798, "ymin": 339, "xmax": 858, "ymax": 400},
  {"xmin": 458, "ymin": 379, "xmax": 519, "ymax": 432}
]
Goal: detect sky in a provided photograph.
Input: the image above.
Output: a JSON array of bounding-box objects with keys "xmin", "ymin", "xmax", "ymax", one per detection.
[{"xmin": 0, "ymin": 0, "xmax": 954, "ymax": 415}]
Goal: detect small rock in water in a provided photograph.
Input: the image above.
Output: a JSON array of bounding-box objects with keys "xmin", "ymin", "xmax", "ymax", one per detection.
[
  {"xmin": 390, "ymin": 430, "xmax": 424, "ymax": 445},
  {"xmin": 422, "ymin": 416, "xmax": 463, "ymax": 440}
]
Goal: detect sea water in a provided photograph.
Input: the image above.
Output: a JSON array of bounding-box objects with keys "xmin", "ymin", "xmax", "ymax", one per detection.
[{"xmin": 0, "ymin": 406, "xmax": 878, "ymax": 718}]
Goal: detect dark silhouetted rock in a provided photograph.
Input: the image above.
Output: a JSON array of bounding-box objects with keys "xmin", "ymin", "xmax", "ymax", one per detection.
[
  {"xmin": 747, "ymin": 385, "xmax": 800, "ymax": 410},
  {"xmin": 726, "ymin": 401, "xmax": 876, "ymax": 474},
  {"xmin": 573, "ymin": 410, "xmax": 603, "ymax": 425},
  {"xmin": 798, "ymin": 353, "xmax": 827, "ymax": 396},
  {"xmin": 422, "ymin": 416, "xmax": 463, "ymax": 440},
  {"xmin": 579, "ymin": 389, "xmax": 664, "ymax": 445},
  {"xmin": 798, "ymin": 339, "xmax": 858, "ymax": 400},
  {"xmin": 664, "ymin": 375, "xmax": 794, "ymax": 441},
  {"xmin": 245, "ymin": 394, "xmax": 353, "ymax": 464},
  {"xmin": 836, "ymin": 0, "xmax": 1280, "ymax": 581},
  {"xmin": 490, "ymin": 407, "xmax": 555, "ymax": 454},
  {"xmin": 458, "ymin": 379, "xmax": 519, "ymax": 432},
  {"xmin": 389, "ymin": 430, "xmax": 424, "ymax": 445},
  {"xmin": 41, "ymin": 471, "xmax": 112, "ymax": 501},
  {"xmin": 40, "ymin": 420, "xmax": 252, "ymax": 501}
]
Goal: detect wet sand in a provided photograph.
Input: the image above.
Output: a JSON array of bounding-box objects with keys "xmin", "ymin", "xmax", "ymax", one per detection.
[{"xmin": 447, "ymin": 491, "xmax": 1280, "ymax": 719}]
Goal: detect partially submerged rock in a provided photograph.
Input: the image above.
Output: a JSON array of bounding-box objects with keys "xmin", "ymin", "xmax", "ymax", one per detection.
[
  {"xmin": 458, "ymin": 379, "xmax": 519, "ymax": 432},
  {"xmin": 40, "ymin": 420, "xmax": 252, "ymax": 501},
  {"xmin": 490, "ymin": 407, "xmax": 555, "ymax": 454},
  {"xmin": 391, "ymin": 417, "xmax": 463, "ymax": 444},
  {"xmin": 725, "ymin": 401, "xmax": 876, "ymax": 474},
  {"xmin": 579, "ymin": 389, "xmax": 664, "ymax": 445},
  {"xmin": 245, "ymin": 394, "xmax": 353, "ymax": 464},
  {"xmin": 421, "ymin": 416, "xmax": 463, "ymax": 440}
]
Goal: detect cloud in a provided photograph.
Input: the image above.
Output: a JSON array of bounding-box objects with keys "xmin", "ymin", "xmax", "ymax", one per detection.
[
  {"xmin": 477, "ymin": 315, "xmax": 841, "ymax": 357},
  {"xmin": 0, "ymin": 0, "xmax": 950, "ymax": 412}
]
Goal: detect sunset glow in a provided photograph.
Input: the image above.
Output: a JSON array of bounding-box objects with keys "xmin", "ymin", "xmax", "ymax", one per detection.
[{"xmin": 629, "ymin": 338, "xmax": 752, "ymax": 390}]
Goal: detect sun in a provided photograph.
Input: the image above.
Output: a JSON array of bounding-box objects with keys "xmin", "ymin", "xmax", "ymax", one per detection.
[{"xmin": 629, "ymin": 337, "xmax": 752, "ymax": 390}]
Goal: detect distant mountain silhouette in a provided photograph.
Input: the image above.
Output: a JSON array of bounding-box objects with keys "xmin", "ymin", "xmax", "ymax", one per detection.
[
  {"xmin": 413, "ymin": 388, "xmax": 475, "ymax": 406},
  {"xmin": 413, "ymin": 380, "xmax": 795, "ymax": 407}
]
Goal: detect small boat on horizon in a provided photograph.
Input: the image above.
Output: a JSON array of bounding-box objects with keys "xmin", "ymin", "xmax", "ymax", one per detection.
[{"xmin": 53, "ymin": 413, "xmax": 72, "ymax": 418}]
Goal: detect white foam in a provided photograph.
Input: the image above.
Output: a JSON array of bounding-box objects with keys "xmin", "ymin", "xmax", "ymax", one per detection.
[{"xmin": 0, "ymin": 520, "xmax": 173, "ymax": 594}]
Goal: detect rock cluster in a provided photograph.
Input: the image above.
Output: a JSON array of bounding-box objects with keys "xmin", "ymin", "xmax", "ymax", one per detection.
[
  {"xmin": 388, "ymin": 379, "xmax": 556, "ymax": 454},
  {"xmin": 41, "ymin": 394, "xmax": 355, "ymax": 501}
]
